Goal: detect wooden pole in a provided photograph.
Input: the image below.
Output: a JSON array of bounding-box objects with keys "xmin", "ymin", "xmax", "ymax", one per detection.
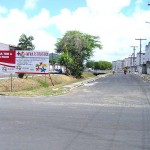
[
  {"xmin": 49, "ymin": 73, "xmax": 54, "ymax": 86},
  {"xmin": 45, "ymin": 74, "xmax": 46, "ymax": 82}
]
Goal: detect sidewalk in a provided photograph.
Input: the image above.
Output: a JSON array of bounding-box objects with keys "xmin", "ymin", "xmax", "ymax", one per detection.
[{"xmin": 135, "ymin": 73, "xmax": 150, "ymax": 82}]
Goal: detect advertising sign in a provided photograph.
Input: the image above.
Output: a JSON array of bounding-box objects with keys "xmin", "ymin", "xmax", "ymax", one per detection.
[
  {"xmin": 0, "ymin": 65, "xmax": 15, "ymax": 73},
  {"xmin": 0, "ymin": 50, "xmax": 49, "ymax": 74},
  {"xmin": 0, "ymin": 50, "xmax": 16, "ymax": 73},
  {"xmin": 0, "ymin": 50, "xmax": 16, "ymax": 64},
  {"xmin": 15, "ymin": 51, "xmax": 49, "ymax": 74}
]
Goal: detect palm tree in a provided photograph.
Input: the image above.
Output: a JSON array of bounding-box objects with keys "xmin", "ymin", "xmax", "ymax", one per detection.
[{"xmin": 17, "ymin": 33, "xmax": 35, "ymax": 50}]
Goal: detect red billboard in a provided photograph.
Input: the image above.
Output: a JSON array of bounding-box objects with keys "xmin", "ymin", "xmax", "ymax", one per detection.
[{"xmin": 0, "ymin": 50, "xmax": 16, "ymax": 64}]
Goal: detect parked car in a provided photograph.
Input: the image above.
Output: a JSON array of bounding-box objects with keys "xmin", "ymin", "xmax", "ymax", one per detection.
[{"xmin": 50, "ymin": 69, "xmax": 63, "ymax": 74}]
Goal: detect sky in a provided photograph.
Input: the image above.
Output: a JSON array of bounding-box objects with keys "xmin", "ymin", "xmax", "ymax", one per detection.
[{"xmin": 0, "ymin": 0, "xmax": 150, "ymax": 62}]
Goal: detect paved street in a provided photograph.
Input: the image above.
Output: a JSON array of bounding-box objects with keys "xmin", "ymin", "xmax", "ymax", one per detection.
[{"xmin": 0, "ymin": 72, "xmax": 150, "ymax": 150}]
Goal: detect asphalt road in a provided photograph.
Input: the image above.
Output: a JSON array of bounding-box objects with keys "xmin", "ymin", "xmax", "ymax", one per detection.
[{"xmin": 0, "ymin": 72, "xmax": 150, "ymax": 150}]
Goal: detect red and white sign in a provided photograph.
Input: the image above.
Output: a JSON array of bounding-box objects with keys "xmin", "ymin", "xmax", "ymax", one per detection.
[
  {"xmin": 0, "ymin": 50, "xmax": 16, "ymax": 64},
  {"xmin": 0, "ymin": 50, "xmax": 49, "ymax": 74},
  {"xmin": 0, "ymin": 50, "xmax": 16, "ymax": 73}
]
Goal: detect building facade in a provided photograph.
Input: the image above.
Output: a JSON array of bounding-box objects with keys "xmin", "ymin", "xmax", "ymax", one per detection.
[
  {"xmin": 135, "ymin": 53, "xmax": 146, "ymax": 66},
  {"xmin": 0, "ymin": 42, "xmax": 18, "ymax": 50},
  {"xmin": 112, "ymin": 40, "xmax": 150, "ymax": 74},
  {"xmin": 0, "ymin": 42, "xmax": 9, "ymax": 50},
  {"xmin": 112, "ymin": 60, "xmax": 123, "ymax": 71},
  {"xmin": 145, "ymin": 42, "xmax": 150, "ymax": 62}
]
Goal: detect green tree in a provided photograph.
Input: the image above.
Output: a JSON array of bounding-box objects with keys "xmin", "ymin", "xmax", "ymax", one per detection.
[
  {"xmin": 17, "ymin": 33, "xmax": 35, "ymax": 50},
  {"xmin": 17, "ymin": 33, "xmax": 35, "ymax": 78},
  {"xmin": 94, "ymin": 61, "xmax": 112, "ymax": 70},
  {"xmin": 93, "ymin": 61, "xmax": 100, "ymax": 70},
  {"xmin": 55, "ymin": 30, "xmax": 102, "ymax": 78},
  {"xmin": 58, "ymin": 45, "xmax": 73, "ymax": 75},
  {"xmin": 99, "ymin": 61, "xmax": 112, "ymax": 70},
  {"xmin": 86, "ymin": 60, "xmax": 95, "ymax": 69}
]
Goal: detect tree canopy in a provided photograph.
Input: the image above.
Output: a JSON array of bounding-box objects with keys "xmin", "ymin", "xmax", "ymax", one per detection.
[
  {"xmin": 55, "ymin": 30, "xmax": 102, "ymax": 78},
  {"xmin": 86, "ymin": 60, "xmax": 95, "ymax": 69},
  {"xmin": 97, "ymin": 61, "xmax": 112, "ymax": 70},
  {"xmin": 17, "ymin": 33, "xmax": 35, "ymax": 50},
  {"xmin": 86, "ymin": 60, "xmax": 112, "ymax": 70}
]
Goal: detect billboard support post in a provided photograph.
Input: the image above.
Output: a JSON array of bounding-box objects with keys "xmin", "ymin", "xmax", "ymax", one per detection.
[{"xmin": 10, "ymin": 73, "xmax": 13, "ymax": 92}]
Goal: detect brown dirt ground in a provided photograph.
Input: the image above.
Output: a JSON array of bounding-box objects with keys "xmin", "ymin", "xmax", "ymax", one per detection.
[{"xmin": 0, "ymin": 74, "xmax": 78, "ymax": 92}]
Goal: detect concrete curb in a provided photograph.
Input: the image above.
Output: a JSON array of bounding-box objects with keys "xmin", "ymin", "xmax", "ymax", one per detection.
[{"xmin": 63, "ymin": 73, "xmax": 111, "ymax": 91}]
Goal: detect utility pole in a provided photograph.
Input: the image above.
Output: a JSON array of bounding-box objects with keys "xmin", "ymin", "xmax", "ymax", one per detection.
[
  {"xmin": 130, "ymin": 46, "xmax": 138, "ymax": 66},
  {"xmin": 130, "ymin": 55, "xmax": 132, "ymax": 67},
  {"xmin": 135, "ymin": 38, "xmax": 147, "ymax": 65}
]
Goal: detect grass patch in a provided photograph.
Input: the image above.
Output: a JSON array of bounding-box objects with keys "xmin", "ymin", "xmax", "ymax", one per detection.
[
  {"xmin": 37, "ymin": 79, "xmax": 49, "ymax": 87},
  {"xmin": 82, "ymin": 72, "xmax": 95, "ymax": 78},
  {"xmin": 0, "ymin": 72, "xmax": 98, "ymax": 96}
]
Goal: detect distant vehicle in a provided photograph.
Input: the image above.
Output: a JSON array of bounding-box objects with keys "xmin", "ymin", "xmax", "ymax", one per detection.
[
  {"xmin": 87, "ymin": 68, "xmax": 93, "ymax": 72},
  {"xmin": 50, "ymin": 69, "xmax": 63, "ymax": 74},
  {"xmin": 93, "ymin": 70, "xmax": 108, "ymax": 75}
]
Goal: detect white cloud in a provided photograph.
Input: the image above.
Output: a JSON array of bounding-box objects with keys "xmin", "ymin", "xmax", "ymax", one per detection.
[
  {"xmin": 31, "ymin": 30, "xmax": 56, "ymax": 51},
  {"xmin": 1, "ymin": 0, "xmax": 150, "ymax": 62},
  {"xmin": 51, "ymin": 0, "xmax": 150, "ymax": 61},
  {"xmin": 30, "ymin": 8, "xmax": 51, "ymax": 29},
  {"xmin": 24, "ymin": 0, "xmax": 38, "ymax": 9},
  {"xmin": 0, "ymin": 8, "xmax": 56, "ymax": 53}
]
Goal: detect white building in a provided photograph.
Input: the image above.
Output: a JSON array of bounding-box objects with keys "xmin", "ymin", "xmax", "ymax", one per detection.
[
  {"xmin": 134, "ymin": 53, "xmax": 146, "ymax": 73},
  {"xmin": 0, "ymin": 42, "xmax": 17, "ymax": 50},
  {"xmin": 0, "ymin": 42, "xmax": 9, "ymax": 50},
  {"xmin": 112, "ymin": 41, "xmax": 150, "ymax": 74},
  {"xmin": 145, "ymin": 43, "xmax": 150, "ymax": 62},
  {"xmin": 123, "ymin": 57, "xmax": 131, "ymax": 68},
  {"xmin": 112, "ymin": 60, "xmax": 123, "ymax": 71},
  {"xmin": 135, "ymin": 53, "xmax": 146, "ymax": 66},
  {"xmin": 112, "ymin": 61, "xmax": 117, "ymax": 70},
  {"xmin": 131, "ymin": 54, "xmax": 136, "ymax": 67},
  {"xmin": 123, "ymin": 58, "xmax": 127, "ymax": 68},
  {"xmin": 145, "ymin": 42, "xmax": 150, "ymax": 74}
]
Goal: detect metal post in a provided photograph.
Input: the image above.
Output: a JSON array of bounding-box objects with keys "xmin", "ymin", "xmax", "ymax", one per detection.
[{"xmin": 10, "ymin": 73, "xmax": 13, "ymax": 92}]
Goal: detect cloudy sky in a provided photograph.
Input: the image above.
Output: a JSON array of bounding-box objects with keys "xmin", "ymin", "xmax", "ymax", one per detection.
[{"xmin": 0, "ymin": 0, "xmax": 150, "ymax": 62}]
